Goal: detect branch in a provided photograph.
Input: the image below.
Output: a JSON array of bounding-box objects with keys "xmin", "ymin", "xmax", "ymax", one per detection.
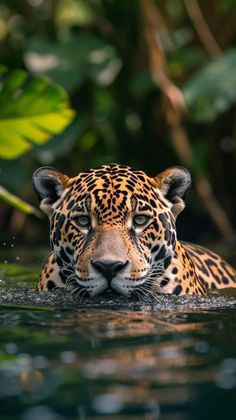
[{"xmin": 183, "ymin": 0, "xmax": 222, "ymax": 57}]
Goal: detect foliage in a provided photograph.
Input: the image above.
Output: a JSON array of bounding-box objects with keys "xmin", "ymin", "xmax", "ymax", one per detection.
[
  {"xmin": 184, "ymin": 49, "xmax": 236, "ymax": 122},
  {"xmin": 0, "ymin": 185, "xmax": 41, "ymax": 216},
  {"xmin": 0, "ymin": 65, "xmax": 75, "ymax": 214},
  {"xmin": 0, "ymin": 65, "xmax": 75, "ymax": 159},
  {"xmin": 0, "ymin": 0, "xmax": 236, "ymax": 242},
  {"xmin": 25, "ymin": 34, "xmax": 121, "ymax": 91}
]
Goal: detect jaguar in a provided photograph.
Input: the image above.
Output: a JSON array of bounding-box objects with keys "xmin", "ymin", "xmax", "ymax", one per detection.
[{"xmin": 33, "ymin": 164, "xmax": 236, "ymax": 297}]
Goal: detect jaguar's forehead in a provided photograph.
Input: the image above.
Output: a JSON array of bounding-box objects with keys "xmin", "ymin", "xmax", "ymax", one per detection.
[
  {"xmin": 62, "ymin": 164, "xmax": 163, "ymax": 216},
  {"xmin": 71, "ymin": 164, "xmax": 155, "ymax": 193}
]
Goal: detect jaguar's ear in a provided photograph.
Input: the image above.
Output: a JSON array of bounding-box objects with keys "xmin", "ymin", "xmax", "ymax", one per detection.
[
  {"xmin": 33, "ymin": 167, "xmax": 69, "ymax": 217},
  {"xmin": 154, "ymin": 166, "xmax": 191, "ymax": 218}
]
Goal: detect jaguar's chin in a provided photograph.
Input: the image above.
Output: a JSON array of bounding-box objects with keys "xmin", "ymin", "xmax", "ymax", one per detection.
[
  {"xmin": 69, "ymin": 273, "xmax": 150, "ymax": 299},
  {"xmin": 89, "ymin": 282, "xmax": 131, "ymax": 297},
  {"xmin": 90, "ymin": 285, "xmax": 131, "ymax": 298},
  {"xmin": 111, "ymin": 276, "xmax": 148, "ymax": 295}
]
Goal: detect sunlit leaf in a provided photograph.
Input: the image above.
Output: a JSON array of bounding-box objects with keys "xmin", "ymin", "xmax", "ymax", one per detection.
[
  {"xmin": 0, "ymin": 65, "xmax": 75, "ymax": 159},
  {"xmin": 183, "ymin": 49, "xmax": 236, "ymax": 122}
]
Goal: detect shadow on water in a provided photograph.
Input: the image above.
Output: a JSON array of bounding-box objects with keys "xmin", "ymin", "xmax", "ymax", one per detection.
[{"xmin": 0, "ymin": 259, "xmax": 236, "ymax": 419}]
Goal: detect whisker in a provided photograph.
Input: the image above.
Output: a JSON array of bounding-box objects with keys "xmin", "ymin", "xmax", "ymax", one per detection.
[
  {"xmin": 70, "ymin": 286, "xmax": 81, "ymax": 295},
  {"xmin": 65, "ymin": 274, "xmax": 77, "ymax": 286}
]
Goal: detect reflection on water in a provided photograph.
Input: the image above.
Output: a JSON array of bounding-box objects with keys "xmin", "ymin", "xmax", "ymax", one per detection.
[{"xmin": 0, "ymin": 263, "xmax": 236, "ymax": 419}]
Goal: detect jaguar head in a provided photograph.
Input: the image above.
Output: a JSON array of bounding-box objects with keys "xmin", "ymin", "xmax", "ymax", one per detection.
[{"xmin": 33, "ymin": 164, "xmax": 190, "ymax": 297}]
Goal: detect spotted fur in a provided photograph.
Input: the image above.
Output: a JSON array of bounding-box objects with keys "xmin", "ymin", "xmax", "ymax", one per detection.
[{"xmin": 33, "ymin": 164, "xmax": 236, "ymax": 297}]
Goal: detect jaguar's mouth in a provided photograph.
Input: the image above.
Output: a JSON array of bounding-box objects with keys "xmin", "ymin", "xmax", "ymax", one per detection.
[
  {"xmin": 67, "ymin": 273, "xmax": 152, "ymax": 299},
  {"xmin": 68, "ymin": 283, "xmax": 152, "ymax": 301}
]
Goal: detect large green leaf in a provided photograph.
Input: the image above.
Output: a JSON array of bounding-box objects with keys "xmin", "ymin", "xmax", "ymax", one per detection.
[
  {"xmin": 183, "ymin": 49, "xmax": 236, "ymax": 122},
  {"xmin": 0, "ymin": 65, "xmax": 75, "ymax": 159}
]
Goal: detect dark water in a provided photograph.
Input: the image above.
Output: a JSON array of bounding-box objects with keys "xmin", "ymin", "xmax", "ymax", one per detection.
[{"xmin": 0, "ymin": 260, "xmax": 236, "ymax": 420}]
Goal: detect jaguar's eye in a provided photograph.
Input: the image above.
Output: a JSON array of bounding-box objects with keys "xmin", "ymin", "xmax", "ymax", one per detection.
[
  {"xmin": 133, "ymin": 215, "xmax": 150, "ymax": 227},
  {"xmin": 76, "ymin": 215, "xmax": 91, "ymax": 228}
]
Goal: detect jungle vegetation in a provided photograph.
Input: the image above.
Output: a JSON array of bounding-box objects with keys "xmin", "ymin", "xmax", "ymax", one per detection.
[{"xmin": 1, "ymin": 0, "xmax": 236, "ymax": 246}]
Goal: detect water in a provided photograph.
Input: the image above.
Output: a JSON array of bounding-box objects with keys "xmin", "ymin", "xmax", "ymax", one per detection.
[{"xmin": 0, "ymin": 258, "xmax": 236, "ymax": 419}]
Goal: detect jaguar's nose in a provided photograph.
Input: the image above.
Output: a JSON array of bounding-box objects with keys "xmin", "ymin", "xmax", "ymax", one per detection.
[{"xmin": 91, "ymin": 260, "xmax": 128, "ymax": 283}]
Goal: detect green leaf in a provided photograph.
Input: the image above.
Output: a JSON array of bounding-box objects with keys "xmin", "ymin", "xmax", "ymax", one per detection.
[
  {"xmin": 183, "ymin": 49, "xmax": 236, "ymax": 122},
  {"xmin": 0, "ymin": 185, "xmax": 41, "ymax": 216},
  {"xmin": 0, "ymin": 65, "xmax": 75, "ymax": 159}
]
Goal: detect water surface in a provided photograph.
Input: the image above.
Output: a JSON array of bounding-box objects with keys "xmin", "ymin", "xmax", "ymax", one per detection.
[{"xmin": 0, "ymin": 259, "xmax": 236, "ymax": 419}]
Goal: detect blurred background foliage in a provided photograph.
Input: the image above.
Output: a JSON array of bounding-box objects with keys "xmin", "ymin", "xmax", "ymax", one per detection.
[{"xmin": 1, "ymin": 0, "xmax": 236, "ymax": 246}]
